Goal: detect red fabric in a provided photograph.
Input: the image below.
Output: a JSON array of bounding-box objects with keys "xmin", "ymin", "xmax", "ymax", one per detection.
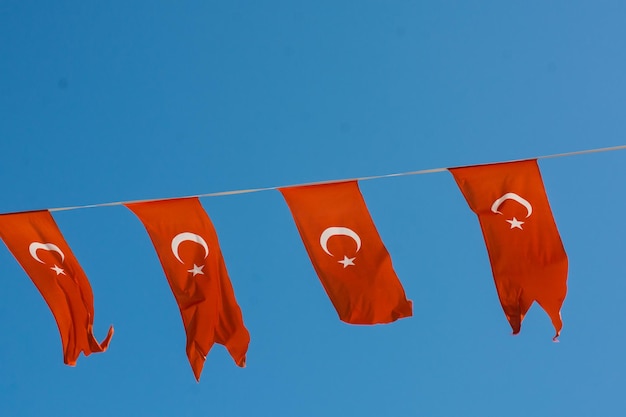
[
  {"xmin": 450, "ymin": 160, "xmax": 568, "ymax": 339},
  {"xmin": 280, "ymin": 181, "xmax": 412, "ymax": 324},
  {"xmin": 0, "ymin": 210, "xmax": 113, "ymax": 365},
  {"xmin": 126, "ymin": 198, "xmax": 249, "ymax": 381}
]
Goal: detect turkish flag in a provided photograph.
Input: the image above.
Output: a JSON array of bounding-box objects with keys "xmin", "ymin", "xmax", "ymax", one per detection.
[
  {"xmin": 280, "ymin": 181, "xmax": 412, "ymax": 324},
  {"xmin": 0, "ymin": 210, "xmax": 113, "ymax": 365},
  {"xmin": 126, "ymin": 198, "xmax": 249, "ymax": 381},
  {"xmin": 450, "ymin": 160, "xmax": 568, "ymax": 339}
]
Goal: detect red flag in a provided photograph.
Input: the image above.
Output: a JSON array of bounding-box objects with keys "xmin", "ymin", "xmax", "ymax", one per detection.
[
  {"xmin": 0, "ymin": 211, "xmax": 113, "ymax": 365},
  {"xmin": 126, "ymin": 198, "xmax": 249, "ymax": 381},
  {"xmin": 450, "ymin": 160, "xmax": 568, "ymax": 339},
  {"xmin": 280, "ymin": 181, "xmax": 412, "ymax": 324}
]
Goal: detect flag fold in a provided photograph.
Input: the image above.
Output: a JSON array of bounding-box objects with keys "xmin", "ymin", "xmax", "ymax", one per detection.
[
  {"xmin": 0, "ymin": 210, "xmax": 113, "ymax": 365},
  {"xmin": 450, "ymin": 160, "xmax": 568, "ymax": 339},
  {"xmin": 280, "ymin": 181, "xmax": 412, "ymax": 324},
  {"xmin": 126, "ymin": 198, "xmax": 249, "ymax": 381}
]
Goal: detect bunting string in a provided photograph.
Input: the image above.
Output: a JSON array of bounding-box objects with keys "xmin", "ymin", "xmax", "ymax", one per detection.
[
  {"xmin": 43, "ymin": 144, "xmax": 626, "ymax": 214},
  {"xmin": 7, "ymin": 143, "xmax": 626, "ymax": 376}
]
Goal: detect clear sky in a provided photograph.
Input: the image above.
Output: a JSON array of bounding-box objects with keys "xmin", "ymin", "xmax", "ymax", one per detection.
[{"xmin": 1, "ymin": 2, "xmax": 626, "ymax": 416}]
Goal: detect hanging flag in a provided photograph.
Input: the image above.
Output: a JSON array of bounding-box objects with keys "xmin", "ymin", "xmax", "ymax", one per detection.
[
  {"xmin": 450, "ymin": 160, "xmax": 568, "ymax": 340},
  {"xmin": 0, "ymin": 210, "xmax": 113, "ymax": 365},
  {"xmin": 126, "ymin": 198, "xmax": 249, "ymax": 381},
  {"xmin": 280, "ymin": 181, "xmax": 412, "ymax": 324}
]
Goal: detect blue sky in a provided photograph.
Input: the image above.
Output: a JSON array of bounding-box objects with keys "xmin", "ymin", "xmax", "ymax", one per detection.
[{"xmin": 2, "ymin": 2, "xmax": 626, "ymax": 416}]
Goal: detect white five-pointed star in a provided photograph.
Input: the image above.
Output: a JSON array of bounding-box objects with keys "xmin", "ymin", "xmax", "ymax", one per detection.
[
  {"xmin": 187, "ymin": 264, "xmax": 205, "ymax": 276},
  {"xmin": 338, "ymin": 256, "xmax": 356, "ymax": 268},
  {"xmin": 50, "ymin": 264, "xmax": 66, "ymax": 275},
  {"xmin": 506, "ymin": 217, "xmax": 524, "ymax": 230}
]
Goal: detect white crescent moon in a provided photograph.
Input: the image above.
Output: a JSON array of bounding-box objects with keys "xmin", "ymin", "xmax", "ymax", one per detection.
[
  {"xmin": 171, "ymin": 232, "xmax": 209, "ymax": 264},
  {"xmin": 491, "ymin": 192, "xmax": 533, "ymax": 218},
  {"xmin": 29, "ymin": 242, "xmax": 65, "ymax": 264},
  {"xmin": 319, "ymin": 227, "xmax": 362, "ymax": 257}
]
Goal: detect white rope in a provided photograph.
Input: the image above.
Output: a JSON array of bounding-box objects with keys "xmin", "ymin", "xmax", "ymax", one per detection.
[{"xmin": 43, "ymin": 144, "xmax": 626, "ymax": 213}]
